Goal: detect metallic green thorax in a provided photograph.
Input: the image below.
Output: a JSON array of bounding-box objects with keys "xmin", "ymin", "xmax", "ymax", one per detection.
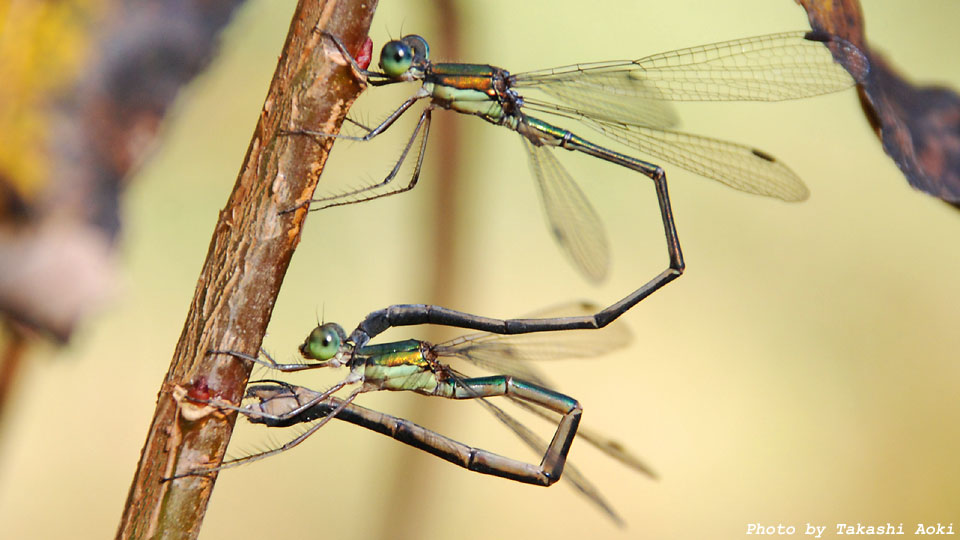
[
  {"xmin": 354, "ymin": 339, "xmax": 422, "ymax": 358},
  {"xmin": 354, "ymin": 339, "xmax": 443, "ymax": 395},
  {"xmin": 430, "ymin": 62, "xmax": 499, "ymax": 80},
  {"xmin": 423, "ymin": 63, "xmax": 506, "ymax": 122},
  {"xmin": 352, "ymin": 338, "xmax": 580, "ymax": 413}
]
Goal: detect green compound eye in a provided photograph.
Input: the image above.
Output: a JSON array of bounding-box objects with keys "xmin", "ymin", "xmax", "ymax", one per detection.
[
  {"xmin": 303, "ymin": 323, "xmax": 343, "ymax": 361},
  {"xmin": 379, "ymin": 39, "xmax": 414, "ymax": 77},
  {"xmin": 401, "ymin": 35, "xmax": 429, "ymax": 63}
]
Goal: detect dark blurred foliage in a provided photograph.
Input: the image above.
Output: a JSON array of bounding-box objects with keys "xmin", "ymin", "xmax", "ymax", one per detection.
[
  {"xmin": 798, "ymin": 0, "xmax": 960, "ymax": 205},
  {"xmin": 0, "ymin": 0, "xmax": 246, "ymax": 342}
]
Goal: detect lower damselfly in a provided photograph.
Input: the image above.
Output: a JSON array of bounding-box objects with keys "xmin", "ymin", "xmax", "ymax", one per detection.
[
  {"xmin": 174, "ymin": 303, "xmax": 650, "ymax": 523},
  {"xmin": 295, "ymin": 30, "xmax": 866, "ymax": 333}
]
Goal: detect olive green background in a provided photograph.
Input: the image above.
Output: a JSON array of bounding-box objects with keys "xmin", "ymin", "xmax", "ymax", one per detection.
[{"xmin": 1, "ymin": 1, "xmax": 958, "ymax": 538}]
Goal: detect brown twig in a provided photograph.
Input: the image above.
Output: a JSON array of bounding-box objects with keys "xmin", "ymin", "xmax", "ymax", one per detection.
[{"xmin": 115, "ymin": 1, "xmax": 377, "ymax": 538}]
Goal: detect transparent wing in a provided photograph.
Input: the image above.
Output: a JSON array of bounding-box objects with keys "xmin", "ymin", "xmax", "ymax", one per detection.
[
  {"xmin": 436, "ymin": 307, "xmax": 649, "ymax": 480},
  {"xmin": 474, "ymin": 396, "xmax": 623, "ymax": 525},
  {"xmin": 522, "ymin": 77, "xmax": 680, "ymax": 129},
  {"xmin": 432, "ymin": 301, "xmax": 632, "ymax": 385},
  {"xmin": 508, "ymin": 32, "xmax": 866, "ymax": 202},
  {"xmin": 508, "ymin": 397, "xmax": 657, "ymax": 478},
  {"xmin": 520, "ymin": 135, "xmax": 610, "ymax": 283},
  {"xmin": 584, "ymin": 117, "xmax": 809, "ymax": 201},
  {"xmin": 513, "ymin": 31, "xmax": 861, "ymax": 103}
]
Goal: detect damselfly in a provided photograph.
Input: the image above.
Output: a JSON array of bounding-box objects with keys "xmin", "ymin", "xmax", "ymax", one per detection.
[
  {"xmin": 298, "ymin": 30, "xmax": 866, "ymax": 332},
  {"xmin": 177, "ymin": 303, "xmax": 650, "ymax": 523}
]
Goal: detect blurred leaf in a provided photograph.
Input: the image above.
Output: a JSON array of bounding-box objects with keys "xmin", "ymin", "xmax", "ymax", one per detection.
[
  {"xmin": 0, "ymin": 0, "xmax": 107, "ymax": 208},
  {"xmin": 0, "ymin": 0, "xmax": 245, "ymax": 340},
  {"xmin": 798, "ymin": 0, "xmax": 960, "ymax": 204}
]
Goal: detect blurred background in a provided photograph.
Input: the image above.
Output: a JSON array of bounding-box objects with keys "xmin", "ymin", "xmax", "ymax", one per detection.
[{"xmin": 1, "ymin": 0, "xmax": 958, "ymax": 538}]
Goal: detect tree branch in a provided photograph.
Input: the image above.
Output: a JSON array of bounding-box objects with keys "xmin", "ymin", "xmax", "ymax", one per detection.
[{"xmin": 115, "ymin": 1, "xmax": 377, "ymax": 537}]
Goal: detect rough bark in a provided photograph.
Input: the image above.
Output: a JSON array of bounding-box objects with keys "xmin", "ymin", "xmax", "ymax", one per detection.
[{"xmin": 115, "ymin": 1, "xmax": 377, "ymax": 537}]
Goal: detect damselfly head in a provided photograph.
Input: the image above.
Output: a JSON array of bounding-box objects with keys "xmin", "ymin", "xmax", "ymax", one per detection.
[
  {"xmin": 299, "ymin": 322, "xmax": 348, "ymax": 367},
  {"xmin": 379, "ymin": 34, "xmax": 429, "ymax": 79}
]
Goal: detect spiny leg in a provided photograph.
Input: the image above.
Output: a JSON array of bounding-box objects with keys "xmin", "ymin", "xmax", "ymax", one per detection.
[
  {"xmin": 287, "ymin": 107, "xmax": 433, "ymax": 212},
  {"xmin": 194, "ymin": 367, "xmax": 362, "ymax": 425},
  {"xmin": 199, "ymin": 348, "xmax": 363, "ymax": 419},
  {"xmin": 207, "ymin": 349, "xmax": 319, "ymax": 373},
  {"xmin": 165, "ymin": 387, "xmax": 363, "ymax": 479},
  {"xmin": 343, "ymin": 115, "xmax": 375, "ymax": 134},
  {"xmin": 286, "ymin": 90, "xmax": 424, "ymax": 144}
]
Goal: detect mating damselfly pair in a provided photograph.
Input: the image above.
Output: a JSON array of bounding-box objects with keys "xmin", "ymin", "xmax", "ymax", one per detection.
[{"xmin": 171, "ymin": 26, "xmax": 865, "ymax": 523}]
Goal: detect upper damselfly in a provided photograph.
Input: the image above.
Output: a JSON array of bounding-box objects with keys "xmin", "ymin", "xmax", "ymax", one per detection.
[{"xmin": 295, "ymin": 30, "xmax": 866, "ymax": 336}]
